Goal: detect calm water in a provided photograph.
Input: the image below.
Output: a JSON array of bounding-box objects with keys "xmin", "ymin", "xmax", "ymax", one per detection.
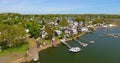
[{"xmin": 28, "ymin": 27, "xmax": 120, "ymax": 63}]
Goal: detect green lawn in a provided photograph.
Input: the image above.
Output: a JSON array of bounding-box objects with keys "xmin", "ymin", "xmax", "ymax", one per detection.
[{"xmin": 0, "ymin": 44, "xmax": 28, "ymax": 57}]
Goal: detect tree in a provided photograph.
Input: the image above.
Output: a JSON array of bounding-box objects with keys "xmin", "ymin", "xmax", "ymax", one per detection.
[
  {"xmin": 0, "ymin": 24, "xmax": 26, "ymax": 48},
  {"xmin": 26, "ymin": 21, "xmax": 41, "ymax": 38},
  {"xmin": 29, "ymin": 25, "xmax": 40, "ymax": 38},
  {"xmin": 74, "ymin": 16, "xmax": 85, "ymax": 23},
  {"xmin": 93, "ymin": 18, "xmax": 101, "ymax": 24},
  {"xmin": 45, "ymin": 24, "xmax": 55, "ymax": 39},
  {"xmin": 59, "ymin": 18, "xmax": 69, "ymax": 27}
]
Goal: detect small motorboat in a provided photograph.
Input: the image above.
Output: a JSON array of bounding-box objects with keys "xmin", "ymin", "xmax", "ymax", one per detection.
[
  {"xmin": 69, "ymin": 47, "xmax": 81, "ymax": 52},
  {"xmin": 89, "ymin": 41, "xmax": 95, "ymax": 44},
  {"xmin": 82, "ymin": 43, "xmax": 88, "ymax": 47}
]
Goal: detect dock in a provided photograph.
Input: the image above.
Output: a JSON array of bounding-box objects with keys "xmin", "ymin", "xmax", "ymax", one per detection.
[
  {"xmin": 60, "ymin": 39, "xmax": 81, "ymax": 53},
  {"xmin": 104, "ymin": 33, "xmax": 120, "ymax": 38},
  {"xmin": 74, "ymin": 39, "xmax": 88, "ymax": 47},
  {"xmin": 33, "ymin": 47, "xmax": 39, "ymax": 62},
  {"xmin": 80, "ymin": 37, "xmax": 95, "ymax": 44},
  {"xmin": 80, "ymin": 37, "xmax": 89, "ymax": 42},
  {"xmin": 61, "ymin": 40, "xmax": 72, "ymax": 48}
]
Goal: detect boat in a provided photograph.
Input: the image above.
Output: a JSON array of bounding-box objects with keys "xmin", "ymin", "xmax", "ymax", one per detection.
[
  {"xmin": 33, "ymin": 58, "xmax": 38, "ymax": 62},
  {"xmin": 69, "ymin": 47, "xmax": 81, "ymax": 52},
  {"xmin": 89, "ymin": 41, "xmax": 95, "ymax": 43},
  {"xmin": 53, "ymin": 44, "xmax": 57, "ymax": 47},
  {"xmin": 61, "ymin": 39, "xmax": 81, "ymax": 52},
  {"xmin": 33, "ymin": 56, "xmax": 39, "ymax": 61},
  {"xmin": 81, "ymin": 43, "xmax": 88, "ymax": 47}
]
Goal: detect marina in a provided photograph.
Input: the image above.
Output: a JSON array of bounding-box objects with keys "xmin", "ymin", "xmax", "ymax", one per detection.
[
  {"xmin": 28, "ymin": 27, "xmax": 120, "ymax": 63},
  {"xmin": 0, "ymin": 0, "xmax": 120, "ymax": 63}
]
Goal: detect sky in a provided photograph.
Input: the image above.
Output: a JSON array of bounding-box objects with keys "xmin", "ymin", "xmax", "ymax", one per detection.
[{"xmin": 0, "ymin": 0, "xmax": 120, "ymax": 14}]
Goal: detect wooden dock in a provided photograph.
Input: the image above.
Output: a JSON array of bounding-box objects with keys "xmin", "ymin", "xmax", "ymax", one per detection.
[
  {"xmin": 74, "ymin": 39, "xmax": 88, "ymax": 47},
  {"xmin": 80, "ymin": 37, "xmax": 95, "ymax": 44},
  {"xmin": 61, "ymin": 41, "xmax": 72, "ymax": 48},
  {"xmin": 104, "ymin": 33, "xmax": 120, "ymax": 38}
]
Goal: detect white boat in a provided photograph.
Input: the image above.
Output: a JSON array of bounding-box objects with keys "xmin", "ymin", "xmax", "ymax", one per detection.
[
  {"xmin": 69, "ymin": 47, "xmax": 81, "ymax": 52},
  {"xmin": 61, "ymin": 39, "xmax": 81, "ymax": 52},
  {"xmin": 102, "ymin": 25, "xmax": 108, "ymax": 28},
  {"xmin": 89, "ymin": 41, "xmax": 95, "ymax": 43},
  {"xmin": 82, "ymin": 43, "xmax": 88, "ymax": 47},
  {"xmin": 33, "ymin": 57, "xmax": 39, "ymax": 61}
]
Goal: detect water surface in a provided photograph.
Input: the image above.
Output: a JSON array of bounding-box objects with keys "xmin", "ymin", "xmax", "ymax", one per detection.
[{"xmin": 29, "ymin": 28, "xmax": 120, "ymax": 63}]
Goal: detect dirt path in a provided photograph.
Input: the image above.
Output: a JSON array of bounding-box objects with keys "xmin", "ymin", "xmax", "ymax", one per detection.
[
  {"xmin": 0, "ymin": 53, "xmax": 25, "ymax": 63},
  {"xmin": 0, "ymin": 38, "xmax": 36, "ymax": 63}
]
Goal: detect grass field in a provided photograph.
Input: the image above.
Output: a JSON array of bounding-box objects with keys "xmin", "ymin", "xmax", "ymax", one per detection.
[{"xmin": 0, "ymin": 44, "xmax": 28, "ymax": 57}]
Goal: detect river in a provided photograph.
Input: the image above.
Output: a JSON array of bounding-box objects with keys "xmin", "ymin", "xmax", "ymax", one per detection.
[{"xmin": 28, "ymin": 27, "xmax": 120, "ymax": 63}]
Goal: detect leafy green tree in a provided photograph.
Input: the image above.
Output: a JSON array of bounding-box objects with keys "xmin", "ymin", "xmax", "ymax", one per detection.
[
  {"xmin": 45, "ymin": 24, "xmax": 55, "ymax": 39},
  {"xmin": 25, "ymin": 21, "xmax": 41, "ymax": 38},
  {"xmin": 0, "ymin": 24, "xmax": 26, "ymax": 48},
  {"xmin": 29, "ymin": 25, "xmax": 40, "ymax": 38},
  {"xmin": 74, "ymin": 16, "xmax": 85, "ymax": 23},
  {"xmin": 59, "ymin": 18, "xmax": 69, "ymax": 27},
  {"xmin": 93, "ymin": 18, "xmax": 101, "ymax": 24}
]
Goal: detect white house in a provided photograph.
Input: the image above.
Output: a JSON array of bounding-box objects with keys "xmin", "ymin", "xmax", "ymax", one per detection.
[
  {"xmin": 79, "ymin": 21, "xmax": 84, "ymax": 26},
  {"xmin": 80, "ymin": 27, "xmax": 89, "ymax": 32},
  {"xmin": 109, "ymin": 24, "xmax": 117, "ymax": 27},
  {"xmin": 72, "ymin": 29, "xmax": 78, "ymax": 35},
  {"xmin": 55, "ymin": 23, "xmax": 58, "ymax": 26},
  {"xmin": 30, "ymin": 18, "xmax": 34, "ymax": 20},
  {"xmin": 41, "ymin": 31, "xmax": 48, "ymax": 38},
  {"xmin": 87, "ymin": 25, "xmax": 94, "ymax": 28},
  {"xmin": 70, "ymin": 22, "xmax": 79, "ymax": 29},
  {"xmin": 25, "ymin": 29, "xmax": 29, "ymax": 33},
  {"xmin": 55, "ymin": 30, "xmax": 62, "ymax": 35}
]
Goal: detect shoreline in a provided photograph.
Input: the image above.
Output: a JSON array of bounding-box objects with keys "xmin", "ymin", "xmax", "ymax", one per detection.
[
  {"xmin": 10, "ymin": 26, "xmax": 99, "ymax": 63},
  {"xmin": 10, "ymin": 32, "xmax": 86, "ymax": 63}
]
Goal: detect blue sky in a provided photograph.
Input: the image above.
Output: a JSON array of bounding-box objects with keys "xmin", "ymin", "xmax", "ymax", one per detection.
[{"xmin": 0, "ymin": 0, "xmax": 120, "ymax": 14}]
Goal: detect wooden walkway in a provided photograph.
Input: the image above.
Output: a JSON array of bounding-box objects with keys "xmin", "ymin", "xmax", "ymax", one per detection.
[
  {"xmin": 61, "ymin": 41, "xmax": 72, "ymax": 48},
  {"xmin": 74, "ymin": 39, "xmax": 88, "ymax": 47}
]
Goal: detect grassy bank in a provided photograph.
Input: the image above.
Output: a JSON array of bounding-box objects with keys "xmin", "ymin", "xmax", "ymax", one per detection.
[{"xmin": 0, "ymin": 44, "xmax": 28, "ymax": 57}]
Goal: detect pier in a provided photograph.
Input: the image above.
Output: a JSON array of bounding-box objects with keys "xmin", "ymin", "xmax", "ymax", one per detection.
[
  {"xmin": 74, "ymin": 39, "xmax": 88, "ymax": 47},
  {"xmin": 80, "ymin": 37, "xmax": 95, "ymax": 44},
  {"xmin": 61, "ymin": 40, "xmax": 72, "ymax": 48},
  {"xmin": 33, "ymin": 47, "xmax": 39, "ymax": 62},
  {"xmin": 60, "ymin": 39, "xmax": 81, "ymax": 53},
  {"xmin": 104, "ymin": 33, "xmax": 120, "ymax": 38}
]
